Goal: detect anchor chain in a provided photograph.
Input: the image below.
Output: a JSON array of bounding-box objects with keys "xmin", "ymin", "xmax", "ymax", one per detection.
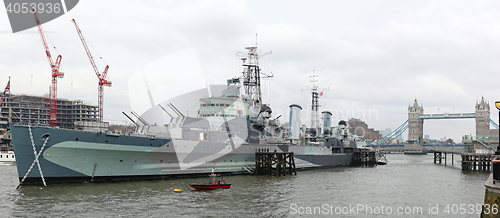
[
  {"xmin": 0, "ymin": 130, "xmax": 9, "ymax": 140},
  {"xmin": 17, "ymin": 125, "xmax": 49, "ymax": 188}
]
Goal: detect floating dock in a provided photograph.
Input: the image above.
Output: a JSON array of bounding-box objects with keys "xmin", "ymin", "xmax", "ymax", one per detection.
[{"xmin": 404, "ymin": 150, "xmax": 427, "ymax": 155}]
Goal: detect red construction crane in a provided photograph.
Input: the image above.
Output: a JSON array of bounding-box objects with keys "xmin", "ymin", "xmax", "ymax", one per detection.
[
  {"xmin": 71, "ymin": 19, "xmax": 111, "ymax": 122},
  {"xmin": 34, "ymin": 11, "xmax": 64, "ymax": 127}
]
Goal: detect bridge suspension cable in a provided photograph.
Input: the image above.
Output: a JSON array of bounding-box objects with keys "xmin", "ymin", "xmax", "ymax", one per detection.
[
  {"xmin": 375, "ymin": 120, "xmax": 408, "ymax": 144},
  {"xmin": 488, "ymin": 118, "xmax": 499, "ymax": 129}
]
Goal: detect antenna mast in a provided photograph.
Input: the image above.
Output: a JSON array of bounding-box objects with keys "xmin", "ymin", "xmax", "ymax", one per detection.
[
  {"xmin": 310, "ymin": 71, "xmax": 319, "ymax": 130},
  {"xmin": 239, "ymin": 42, "xmax": 271, "ymax": 107},
  {"xmin": 242, "ymin": 46, "xmax": 261, "ymax": 107}
]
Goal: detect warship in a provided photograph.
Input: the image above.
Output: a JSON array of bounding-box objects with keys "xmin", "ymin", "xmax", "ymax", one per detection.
[{"xmin": 11, "ymin": 46, "xmax": 359, "ymax": 185}]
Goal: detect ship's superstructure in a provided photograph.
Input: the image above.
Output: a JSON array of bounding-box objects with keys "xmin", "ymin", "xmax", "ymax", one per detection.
[{"xmin": 11, "ymin": 46, "xmax": 358, "ymax": 185}]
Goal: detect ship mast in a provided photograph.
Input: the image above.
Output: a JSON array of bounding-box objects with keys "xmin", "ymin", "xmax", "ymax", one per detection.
[
  {"xmin": 240, "ymin": 42, "xmax": 271, "ymax": 107},
  {"xmin": 242, "ymin": 46, "xmax": 261, "ymax": 107},
  {"xmin": 310, "ymin": 71, "xmax": 319, "ymax": 131}
]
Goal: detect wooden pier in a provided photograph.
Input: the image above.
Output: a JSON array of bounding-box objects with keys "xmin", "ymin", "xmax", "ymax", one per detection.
[
  {"xmin": 433, "ymin": 151, "xmax": 493, "ymax": 171},
  {"xmin": 352, "ymin": 150, "xmax": 377, "ymax": 166},
  {"xmin": 433, "ymin": 151, "xmax": 455, "ymax": 166},
  {"xmin": 461, "ymin": 154, "xmax": 492, "ymax": 171},
  {"xmin": 255, "ymin": 152, "xmax": 297, "ymax": 176}
]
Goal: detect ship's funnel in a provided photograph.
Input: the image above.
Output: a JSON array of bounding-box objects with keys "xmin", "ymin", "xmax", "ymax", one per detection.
[
  {"xmin": 289, "ymin": 104, "xmax": 302, "ymax": 140},
  {"xmin": 322, "ymin": 111, "xmax": 332, "ymax": 136}
]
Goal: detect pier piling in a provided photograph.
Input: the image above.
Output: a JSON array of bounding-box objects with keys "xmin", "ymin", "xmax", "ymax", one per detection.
[
  {"xmin": 460, "ymin": 154, "xmax": 492, "ymax": 171},
  {"xmin": 255, "ymin": 151, "xmax": 296, "ymax": 176},
  {"xmin": 352, "ymin": 150, "xmax": 376, "ymax": 166},
  {"xmin": 434, "ymin": 152, "xmax": 442, "ymax": 164}
]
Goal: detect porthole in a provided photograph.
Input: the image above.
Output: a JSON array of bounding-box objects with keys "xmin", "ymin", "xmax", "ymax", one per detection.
[
  {"xmin": 106, "ymin": 141, "xmax": 108, "ymax": 143},
  {"xmin": 76, "ymin": 138, "xmax": 79, "ymax": 141},
  {"xmin": 120, "ymin": 160, "xmax": 123, "ymax": 162}
]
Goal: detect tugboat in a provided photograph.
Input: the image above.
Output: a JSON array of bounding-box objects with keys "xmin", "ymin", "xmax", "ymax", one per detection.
[{"xmin": 190, "ymin": 169, "xmax": 231, "ymax": 190}]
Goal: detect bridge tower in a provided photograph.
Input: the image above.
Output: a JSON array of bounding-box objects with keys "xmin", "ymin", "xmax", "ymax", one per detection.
[
  {"xmin": 475, "ymin": 96, "xmax": 490, "ymax": 136},
  {"xmin": 408, "ymin": 99, "xmax": 424, "ymax": 144}
]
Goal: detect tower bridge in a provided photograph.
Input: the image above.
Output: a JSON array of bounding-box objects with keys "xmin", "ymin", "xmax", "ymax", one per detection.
[
  {"xmin": 407, "ymin": 96, "xmax": 490, "ymax": 144},
  {"xmin": 375, "ymin": 96, "xmax": 492, "ymax": 145}
]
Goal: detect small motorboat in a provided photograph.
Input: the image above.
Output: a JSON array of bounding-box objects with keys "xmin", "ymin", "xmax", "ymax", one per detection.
[
  {"xmin": 190, "ymin": 169, "xmax": 231, "ymax": 190},
  {"xmin": 377, "ymin": 158, "xmax": 388, "ymax": 165},
  {"xmin": 377, "ymin": 152, "xmax": 388, "ymax": 165}
]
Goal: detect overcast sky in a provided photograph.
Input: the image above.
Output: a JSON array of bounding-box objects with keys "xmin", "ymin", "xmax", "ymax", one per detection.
[{"xmin": 1, "ymin": 0, "xmax": 500, "ymax": 142}]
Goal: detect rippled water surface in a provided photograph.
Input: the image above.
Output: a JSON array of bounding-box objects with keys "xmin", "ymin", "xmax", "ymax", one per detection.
[{"xmin": 0, "ymin": 154, "xmax": 490, "ymax": 217}]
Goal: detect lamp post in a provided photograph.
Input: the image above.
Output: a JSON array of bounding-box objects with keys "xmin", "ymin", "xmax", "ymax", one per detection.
[{"xmin": 496, "ymin": 99, "xmax": 500, "ymax": 155}]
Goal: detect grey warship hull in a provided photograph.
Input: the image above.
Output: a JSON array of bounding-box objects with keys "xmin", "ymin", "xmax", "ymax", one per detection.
[{"xmin": 11, "ymin": 125, "xmax": 352, "ymax": 184}]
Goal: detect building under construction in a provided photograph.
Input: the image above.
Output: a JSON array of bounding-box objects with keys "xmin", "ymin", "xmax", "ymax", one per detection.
[{"xmin": 0, "ymin": 94, "xmax": 99, "ymax": 129}]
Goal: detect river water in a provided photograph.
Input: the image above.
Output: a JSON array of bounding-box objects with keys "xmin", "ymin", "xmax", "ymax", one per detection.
[{"xmin": 0, "ymin": 154, "xmax": 490, "ymax": 217}]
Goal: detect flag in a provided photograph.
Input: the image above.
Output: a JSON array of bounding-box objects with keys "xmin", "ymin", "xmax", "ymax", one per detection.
[
  {"xmin": 319, "ymin": 91, "xmax": 323, "ymax": 96},
  {"xmin": 0, "ymin": 79, "xmax": 10, "ymax": 105}
]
